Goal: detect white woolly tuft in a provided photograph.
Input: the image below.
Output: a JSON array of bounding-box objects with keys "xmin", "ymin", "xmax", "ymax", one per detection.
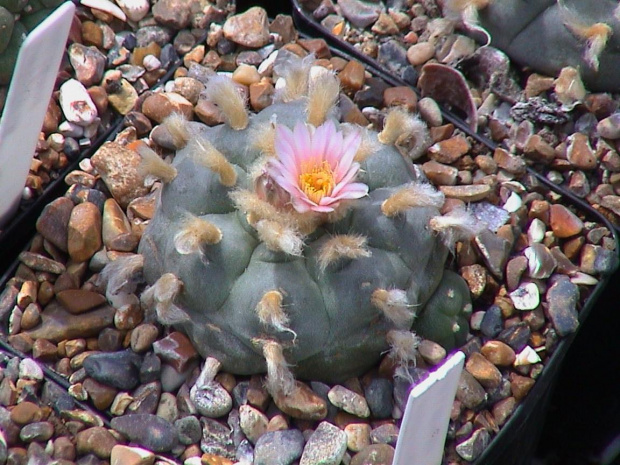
[
  {"xmin": 255, "ymin": 219, "xmax": 304, "ymax": 256},
  {"xmin": 98, "ymin": 254, "xmax": 144, "ymax": 308},
  {"xmin": 429, "ymin": 207, "xmax": 485, "ymax": 249},
  {"xmin": 317, "ymin": 234, "xmax": 371, "ymax": 272},
  {"xmin": 377, "ymin": 108, "xmax": 430, "ymax": 159},
  {"xmin": 381, "ymin": 183, "xmax": 445, "ymax": 217},
  {"xmin": 190, "ymin": 358, "xmax": 223, "ymax": 405},
  {"xmin": 141, "ymin": 273, "xmax": 188, "ymax": 326},
  {"xmin": 307, "ymin": 67, "xmax": 340, "ymax": 127},
  {"xmin": 173, "ymin": 212, "xmax": 222, "ymax": 256},
  {"xmin": 249, "ymin": 121, "xmax": 277, "ymax": 156},
  {"xmin": 371, "ymin": 289, "xmax": 416, "ymax": 329},
  {"xmin": 559, "ymin": 1, "xmax": 613, "ymax": 71},
  {"xmin": 386, "ymin": 329, "xmax": 421, "ymax": 367},
  {"xmin": 260, "ymin": 340, "xmax": 296, "ymax": 396},
  {"xmin": 189, "ymin": 137, "xmax": 237, "ymax": 187},
  {"xmin": 273, "ymin": 53, "xmax": 314, "ymax": 102},
  {"xmin": 137, "ymin": 144, "xmax": 177, "ymax": 184},
  {"xmin": 256, "ymin": 290, "xmax": 298, "ymax": 342},
  {"xmin": 204, "ymin": 74, "xmax": 248, "ymax": 130},
  {"xmin": 163, "ymin": 113, "xmax": 191, "ymax": 149}
]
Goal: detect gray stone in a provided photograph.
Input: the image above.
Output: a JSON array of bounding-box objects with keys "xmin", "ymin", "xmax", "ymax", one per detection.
[
  {"xmin": 455, "ymin": 428, "xmax": 490, "ymax": 461},
  {"xmin": 546, "ymin": 276, "xmax": 579, "ymax": 337},
  {"xmin": 83, "ymin": 350, "xmax": 141, "ymax": 390},
  {"xmin": 175, "ymin": 415, "xmax": 202, "ymax": 445},
  {"xmin": 200, "ymin": 417, "xmax": 235, "ymax": 459},
  {"xmin": 480, "ymin": 305, "xmax": 503, "ymax": 338},
  {"xmin": 111, "ymin": 413, "xmax": 178, "ymax": 452},
  {"xmin": 338, "ymin": 0, "xmax": 381, "ymax": 28},
  {"xmin": 254, "ymin": 429, "xmax": 304, "ymax": 465},
  {"xmin": 300, "ymin": 421, "xmax": 347, "ymax": 465},
  {"xmin": 363, "ymin": 378, "xmax": 393, "ymax": 419}
]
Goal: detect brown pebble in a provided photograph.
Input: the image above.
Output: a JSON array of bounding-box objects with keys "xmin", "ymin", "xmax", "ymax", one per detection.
[
  {"xmin": 465, "ymin": 352, "xmax": 502, "ymax": 389},
  {"xmin": 422, "ymin": 160, "xmax": 458, "ymax": 185},
  {"xmin": 67, "ymin": 202, "xmax": 102, "ymax": 263},
  {"xmin": 383, "ymin": 86, "xmax": 417, "ymax": 112},
  {"xmin": 439, "ymin": 184, "xmax": 491, "ymax": 202},
  {"xmin": 428, "ymin": 136, "xmax": 470, "ymax": 164},
  {"xmin": 272, "ymin": 381, "xmax": 327, "ymax": 420},
  {"xmin": 510, "ymin": 373, "xmax": 535, "ymax": 400},
  {"xmin": 339, "ymin": 60, "xmax": 366, "ymax": 93},
  {"xmin": 83, "ymin": 378, "xmax": 117, "ymax": 410},
  {"xmin": 141, "ymin": 92, "xmax": 194, "ymax": 123},
  {"xmin": 549, "ymin": 204, "xmax": 584, "ymax": 238},
  {"xmin": 249, "ymin": 81, "xmax": 274, "ymax": 112},
  {"xmin": 57, "ymin": 289, "xmax": 107, "ymax": 315},
  {"xmin": 566, "ymin": 133, "xmax": 597, "ymax": 170},
  {"xmin": 76, "ymin": 426, "xmax": 118, "ymax": 459},
  {"xmin": 480, "ymin": 340, "xmax": 516, "ymax": 367},
  {"xmin": 152, "ymin": 331, "xmax": 198, "ymax": 372},
  {"xmin": 10, "ymin": 401, "xmax": 43, "ymax": 426}
]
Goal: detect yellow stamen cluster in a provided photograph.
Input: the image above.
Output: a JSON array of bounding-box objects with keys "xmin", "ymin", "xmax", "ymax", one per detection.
[{"xmin": 299, "ymin": 161, "xmax": 335, "ymax": 204}]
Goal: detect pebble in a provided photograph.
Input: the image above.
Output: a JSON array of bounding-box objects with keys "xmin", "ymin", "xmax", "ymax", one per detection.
[
  {"xmin": 524, "ymin": 243, "xmax": 556, "ymax": 279},
  {"xmin": 75, "ymin": 426, "xmax": 118, "ymax": 459},
  {"xmin": 327, "ymin": 385, "xmax": 370, "ymax": 418},
  {"xmin": 338, "ymin": 59, "xmax": 366, "ymax": 93},
  {"xmin": 83, "ymin": 350, "xmax": 141, "ymax": 390},
  {"xmin": 300, "ymin": 421, "xmax": 348, "ymax": 465},
  {"xmin": 200, "ymin": 417, "xmax": 235, "ymax": 458},
  {"xmin": 344, "ymin": 423, "xmax": 371, "ymax": 452},
  {"xmin": 239, "ymin": 404, "xmax": 269, "ymax": 444},
  {"xmin": 338, "ymin": 0, "xmax": 381, "ymax": 28},
  {"xmin": 253, "ymin": 429, "xmax": 304, "ymax": 465},
  {"xmin": 10, "ymin": 401, "xmax": 42, "ymax": 426},
  {"xmin": 456, "ymin": 370, "xmax": 486, "ymax": 409},
  {"xmin": 455, "ymin": 428, "xmax": 490, "ymax": 461},
  {"xmin": 407, "ymin": 42, "xmax": 435, "ymax": 67},
  {"xmin": 25, "ymin": 300, "xmax": 115, "ymax": 342},
  {"xmin": 110, "ymin": 444, "xmax": 155, "ymax": 465},
  {"xmin": 440, "ymin": 184, "xmax": 491, "ymax": 202},
  {"xmin": 69, "ymin": 44, "xmax": 106, "ymax": 88},
  {"xmin": 152, "ymin": 0, "xmax": 191, "ymax": 29},
  {"xmin": 107, "ymin": 78, "xmax": 139, "ymax": 115},
  {"xmin": 223, "ymin": 6, "xmax": 270, "ymax": 48},
  {"xmin": 152, "ymin": 331, "xmax": 199, "ymax": 373},
  {"xmin": 56, "ymin": 289, "xmax": 107, "ymax": 315},
  {"xmin": 514, "ymin": 346, "xmax": 542, "ymax": 366},
  {"xmin": 510, "ymin": 373, "xmax": 535, "ymax": 400},
  {"xmin": 465, "ymin": 353, "xmax": 502, "ymax": 389},
  {"xmin": 141, "ymin": 91, "xmax": 194, "ymax": 123},
  {"xmin": 272, "ymin": 381, "xmax": 327, "ymax": 421},
  {"xmin": 20, "ymin": 421, "xmax": 54, "ymax": 442},
  {"xmin": 175, "ymin": 415, "xmax": 202, "ymax": 445},
  {"xmin": 111, "ymin": 413, "xmax": 178, "ymax": 452},
  {"xmin": 546, "ymin": 276, "xmax": 579, "ymax": 336},
  {"xmin": 59, "ymin": 79, "xmax": 99, "ymax": 126},
  {"xmin": 597, "ymin": 112, "xmax": 620, "ymax": 139},
  {"xmin": 566, "ymin": 133, "xmax": 597, "ymax": 170},
  {"xmin": 350, "ymin": 443, "xmax": 395, "ymax": 465},
  {"xmin": 362, "ymin": 378, "xmax": 393, "ymax": 420},
  {"xmin": 370, "ymin": 423, "xmax": 399, "ymax": 446},
  {"xmin": 481, "ymin": 340, "xmax": 516, "ymax": 367},
  {"xmin": 91, "ymin": 142, "xmax": 150, "ymax": 208}
]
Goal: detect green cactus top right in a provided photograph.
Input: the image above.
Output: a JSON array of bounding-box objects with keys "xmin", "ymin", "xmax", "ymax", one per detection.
[{"xmin": 451, "ymin": 0, "xmax": 620, "ymax": 92}]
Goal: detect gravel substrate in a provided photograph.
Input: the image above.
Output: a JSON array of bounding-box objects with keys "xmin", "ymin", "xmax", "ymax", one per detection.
[{"xmin": 1, "ymin": 2, "xmax": 619, "ymax": 465}]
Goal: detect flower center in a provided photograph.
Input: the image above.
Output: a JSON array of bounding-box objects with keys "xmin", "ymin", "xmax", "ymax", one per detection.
[{"xmin": 299, "ymin": 161, "xmax": 335, "ymax": 204}]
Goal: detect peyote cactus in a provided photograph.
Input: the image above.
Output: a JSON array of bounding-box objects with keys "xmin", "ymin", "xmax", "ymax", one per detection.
[
  {"xmin": 443, "ymin": 0, "xmax": 620, "ymax": 92},
  {"xmin": 136, "ymin": 55, "xmax": 475, "ymax": 389}
]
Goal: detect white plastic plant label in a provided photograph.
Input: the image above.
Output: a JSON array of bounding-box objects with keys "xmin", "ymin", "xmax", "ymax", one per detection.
[
  {"xmin": 0, "ymin": 1, "xmax": 76, "ymax": 228},
  {"xmin": 394, "ymin": 351, "xmax": 466, "ymax": 465}
]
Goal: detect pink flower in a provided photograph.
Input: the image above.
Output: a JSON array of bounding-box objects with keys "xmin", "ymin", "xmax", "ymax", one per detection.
[{"xmin": 266, "ymin": 121, "xmax": 368, "ymax": 213}]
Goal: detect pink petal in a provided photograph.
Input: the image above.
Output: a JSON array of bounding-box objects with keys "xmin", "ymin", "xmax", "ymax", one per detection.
[
  {"xmin": 334, "ymin": 182, "xmax": 369, "ymax": 199},
  {"xmin": 331, "ymin": 163, "xmax": 361, "ymax": 196},
  {"xmin": 292, "ymin": 121, "xmax": 312, "ymax": 164},
  {"xmin": 334, "ymin": 130, "xmax": 361, "ymax": 179},
  {"xmin": 274, "ymin": 126, "xmax": 299, "ymax": 177},
  {"xmin": 311, "ymin": 120, "xmax": 335, "ymax": 163},
  {"xmin": 323, "ymin": 127, "xmax": 345, "ymax": 168}
]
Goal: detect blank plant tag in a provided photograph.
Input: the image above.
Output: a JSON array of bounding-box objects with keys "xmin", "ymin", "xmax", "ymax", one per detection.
[
  {"xmin": 394, "ymin": 351, "xmax": 465, "ymax": 465},
  {"xmin": 0, "ymin": 1, "xmax": 76, "ymax": 227}
]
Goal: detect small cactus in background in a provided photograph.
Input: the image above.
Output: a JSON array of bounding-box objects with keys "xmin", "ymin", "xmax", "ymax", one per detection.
[
  {"xmin": 134, "ymin": 54, "xmax": 476, "ymax": 391},
  {"xmin": 443, "ymin": 0, "xmax": 620, "ymax": 91}
]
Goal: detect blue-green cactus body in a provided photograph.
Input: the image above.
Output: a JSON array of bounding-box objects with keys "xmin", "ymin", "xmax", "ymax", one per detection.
[{"xmin": 139, "ymin": 97, "xmax": 471, "ymax": 383}]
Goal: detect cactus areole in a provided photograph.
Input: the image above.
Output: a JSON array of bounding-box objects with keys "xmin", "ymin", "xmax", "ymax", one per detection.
[{"xmin": 138, "ymin": 60, "xmax": 472, "ymax": 386}]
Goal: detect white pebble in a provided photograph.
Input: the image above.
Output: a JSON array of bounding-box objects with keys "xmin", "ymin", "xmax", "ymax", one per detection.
[
  {"xmin": 58, "ymin": 121, "xmax": 84, "ymax": 138},
  {"xmin": 143, "ymin": 54, "xmax": 161, "ymax": 71},
  {"xmin": 527, "ymin": 218, "xmax": 546, "ymax": 243},
  {"xmin": 116, "ymin": 0, "xmax": 150, "ymax": 22},
  {"xmin": 19, "ymin": 358, "xmax": 44, "ymax": 381},
  {"xmin": 503, "ymin": 191, "xmax": 522, "ymax": 213},
  {"xmin": 59, "ymin": 79, "xmax": 98, "ymax": 126},
  {"xmin": 514, "ymin": 346, "xmax": 542, "ymax": 366},
  {"xmin": 509, "ymin": 282, "xmax": 540, "ymax": 311}
]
